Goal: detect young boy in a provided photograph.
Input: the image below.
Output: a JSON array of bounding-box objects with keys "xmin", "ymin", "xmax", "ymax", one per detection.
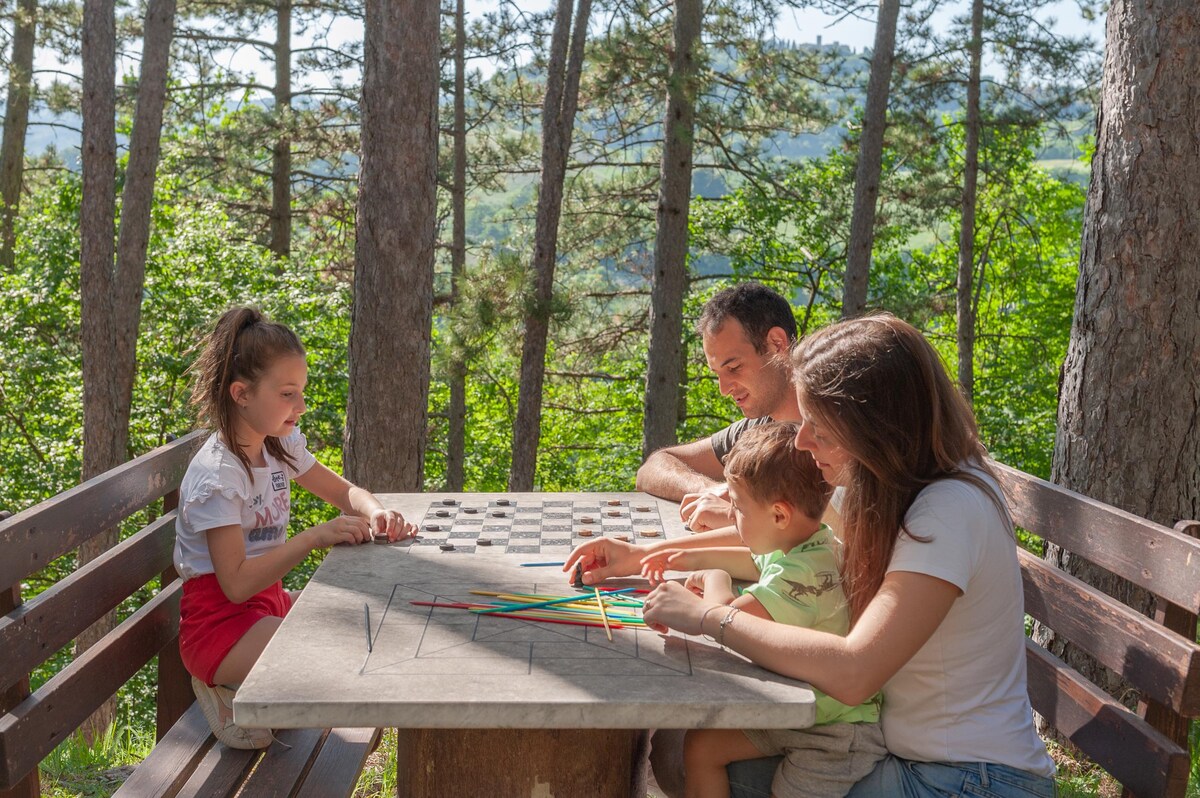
[{"xmin": 639, "ymin": 421, "xmax": 885, "ymax": 798}]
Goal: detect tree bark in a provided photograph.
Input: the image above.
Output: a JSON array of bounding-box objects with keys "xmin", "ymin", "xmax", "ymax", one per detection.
[
  {"xmin": 269, "ymin": 0, "xmax": 291, "ymax": 259},
  {"xmin": 446, "ymin": 0, "xmax": 468, "ymax": 491},
  {"xmin": 955, "ymin": 0, "xmax": 983, "ymax": 403},
  {"xmin": 1041, "ymin": 0, "xmax": 1200, "ymax": 716},
  {"xmin": 841, "ymin": 0, "xmax": 900, "ymax": 319},
  {"xmin": 78, "ymin": 0, "xmax": 119, "ymax": 743},
  {"xmin": 344, "ymin": 0, "xmax": 439, "ymax": 492},
  {"xmin": 76, "ymin": 0, "xmax": 175, "ymax": 743},
  {"xmin": 0, "ymin": 0, "xmax": 37, "ymax": 271},
  {"xmin": 508, "ymin": 0, "xmax": 591, "ymax": 491},
  {"xmin": 641, "ymin": 0, "xmax": 702, "ymax": 459}
]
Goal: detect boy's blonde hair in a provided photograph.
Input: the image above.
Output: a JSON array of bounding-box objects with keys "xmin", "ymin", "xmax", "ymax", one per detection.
[{"xmin": 724, "ymin": 422, "xmax": 832, "ymax": 522}]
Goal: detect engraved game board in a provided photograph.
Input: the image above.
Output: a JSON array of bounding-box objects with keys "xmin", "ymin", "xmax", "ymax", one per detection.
[{"xmin": 408, "ymin": 496, "xmax": 668, "ymax": 555}]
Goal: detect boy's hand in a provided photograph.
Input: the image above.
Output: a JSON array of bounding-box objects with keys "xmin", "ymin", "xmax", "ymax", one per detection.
[
  {"xmin": 640, "ymin": 548, "xmax": 694, "ymax": 586},
  {"xmin": 305, "ymin": 515, "xmax": 371, "ymax": 548},
  {"xmin": 563, "ymin": 537, "xmax": 641, "ymax": 585},
  {"xmin": 370, "ymin": 508, "xmax": 418, "ymax": 541},
  {"xmin": 680, "ymin": 484, "xmax": 734, "ymax": 532},
  {"xmin": 690, "ymin": 568, "xmax": 734, "ymax": 597}
]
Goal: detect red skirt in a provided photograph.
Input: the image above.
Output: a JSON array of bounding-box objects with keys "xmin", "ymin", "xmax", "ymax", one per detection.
[{"xmin": 179, "ymin": 573, "xmax": 293, "ymax": 686}]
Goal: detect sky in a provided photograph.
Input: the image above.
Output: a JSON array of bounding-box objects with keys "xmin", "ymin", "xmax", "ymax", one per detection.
[{"xmin": 23, "ymin": 0, "xmax": 1105, "ymax": 154}]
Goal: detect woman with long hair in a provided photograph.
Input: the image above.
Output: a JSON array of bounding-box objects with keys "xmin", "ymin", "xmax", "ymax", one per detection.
[{"xmin": 641, "ymin": 313, "xmax": 1054, "ymax": 797}]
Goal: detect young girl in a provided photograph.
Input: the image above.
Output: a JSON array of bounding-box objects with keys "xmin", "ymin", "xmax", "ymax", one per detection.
[
  {"xmin": 174, "ymin": 307, "xmax": 417, "ymax": 749},
  {"xmin": 639, "ymin": 313, "xmax": 1055, "ymax": 797}
]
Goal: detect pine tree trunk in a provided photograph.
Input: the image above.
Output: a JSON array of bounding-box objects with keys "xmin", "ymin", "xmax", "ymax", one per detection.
[
  {"xmin": 955, "ymin": 0, "xmax": 982, "ymax": 403},
  {"xmin": 269, "ymin": 0, "xmax": 291, "ymax": 259},
  {"xmin": 1041, "ymin": 0, "xmax": 1200, "ymax": 714},
  {"xmin": 344, "ymin": 0, "xmax": 439, "ymax": 492},
  {"xmin": 446, "ymin": 0, "xmax": 468, "ymax": 491},
  {"xmin": 0, "ymin": 0, "xmax": 37, "ymax": 271},
  {"xmin": 508, "ymin": 0, "xmax": 591, "ymax": 491},
  {"xmin": 76, "ymin": 0, "xmax": 175, "ymax": 743},
  {"xmin": 841, "ymin": 0, "xmax": 899, "ymax": 319},
  {"xmin": 641, "ymin": 0, "xmax": 701, "ymax": 460},
  {"xmin": 78, "ymin": 0, "xmax": 121, "ymax": 744}
]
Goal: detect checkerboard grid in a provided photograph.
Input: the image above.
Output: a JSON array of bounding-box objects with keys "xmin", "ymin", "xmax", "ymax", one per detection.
[{"xmin": 415, "ymin": 498, "xmax": 667, "ymax": 553}]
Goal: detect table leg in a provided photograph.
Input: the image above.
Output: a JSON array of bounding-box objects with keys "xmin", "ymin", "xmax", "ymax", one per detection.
[{"xmin": 395, "ymin": 728, "xmax": 649, "ymax": 797}]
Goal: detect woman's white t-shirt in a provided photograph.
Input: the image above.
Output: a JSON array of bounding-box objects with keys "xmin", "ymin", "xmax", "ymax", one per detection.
[
  {"xmin": 173, "ymin": 430, "xmax": 316, "ymax": 580},
  {"xmin": 835, "ymin": 469, "xmax": 1054, "ymax": 776}
]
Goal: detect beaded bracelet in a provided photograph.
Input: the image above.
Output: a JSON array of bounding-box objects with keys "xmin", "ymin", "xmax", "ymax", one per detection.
[{"xmin": 717, "ymin": 607, "xmax": 741, "ymax": 648}]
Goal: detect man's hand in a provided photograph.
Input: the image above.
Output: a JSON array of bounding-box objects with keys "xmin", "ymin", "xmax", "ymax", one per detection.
[{"xmin": 680, "ymin": 484, "xmax": 734, "ymax": 532}]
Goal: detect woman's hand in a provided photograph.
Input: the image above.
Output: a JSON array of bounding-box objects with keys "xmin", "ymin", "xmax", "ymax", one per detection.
[
  {"xmin": 370, "ymin": 508, "xmax": 417, "ymax": 541},
  {"xmin": 563, "ymin": 537, "xmax": 643, "ymax": 585},
  {"xmin": 642, "ymin": 580, "xmax": 717, "ymax": 635}
]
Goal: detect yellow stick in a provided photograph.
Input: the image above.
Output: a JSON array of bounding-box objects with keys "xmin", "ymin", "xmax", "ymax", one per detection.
[{"xmin": 595, "ymin": 587, "xmax": 613, "ymax": 642}]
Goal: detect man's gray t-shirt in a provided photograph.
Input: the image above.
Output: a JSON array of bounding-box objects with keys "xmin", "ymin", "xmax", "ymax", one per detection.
[{"xmin": 710, "ymin": 415, "xmax": 774, "ymax": 463}]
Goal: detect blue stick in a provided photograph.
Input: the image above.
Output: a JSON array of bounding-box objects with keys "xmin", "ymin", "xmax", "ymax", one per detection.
[
  {"xmin": 519, "ymin": 561, "xmax": 567, "ymax": 567},
  {"xmin": 474, "ymin": 587, "xmax": 637, "ymax": 614}
]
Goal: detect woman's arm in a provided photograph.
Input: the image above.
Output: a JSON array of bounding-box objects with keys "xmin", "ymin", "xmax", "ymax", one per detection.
[
  {"xmin": 643, "ymin": 570, "xmax": 959, "ymax": 706},
  {"xmin": 563, "ymin": 526, "xmax": 745, "ymax": 584}
]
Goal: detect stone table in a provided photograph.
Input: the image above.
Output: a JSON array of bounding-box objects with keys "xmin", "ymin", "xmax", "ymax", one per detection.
[{"xmin": 234, "ymin": 493, "xmax": 816, "ymax": 797}]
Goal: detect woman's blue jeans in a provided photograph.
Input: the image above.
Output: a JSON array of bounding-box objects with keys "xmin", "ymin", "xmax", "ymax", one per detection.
[{"xmin": 728, "ymin": 755, "xmax": 1056, "ymax": 798}]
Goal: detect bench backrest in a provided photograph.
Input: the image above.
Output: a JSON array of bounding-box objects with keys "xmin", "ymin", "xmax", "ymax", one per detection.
[
  {"xmin": 993, "ymin": 461, "xmax": 1200, "ymax": 798},
  {"xmin": 0, "ymin": 431, "xmax": 206, "ymax": 793}
]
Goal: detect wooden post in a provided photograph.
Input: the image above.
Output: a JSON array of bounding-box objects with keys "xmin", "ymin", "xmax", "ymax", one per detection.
[
  {"xmin": 395, "ymin": 728, "xmax": 647, "ymax": 797},
  {"xmin": 156, "ymin": 485, "xmax": 192, "ymax": 740},
  {"xmin": 0, "ymin": 565, "xmax": 40, "ymax": 798}
]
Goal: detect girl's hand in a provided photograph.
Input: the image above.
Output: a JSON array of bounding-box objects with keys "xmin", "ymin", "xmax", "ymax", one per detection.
[
  {"xmin": 370, "ymin": 508, "xmax": 417, "ymax": 541},
  {"xmin": 642, "ymin": 581, "xmax": 716, "ymax": 635},
  {"xmin": 640, "ymin": 548, "xmax": 692, "ymax": 586},
  {"xmin": 563, "ymin": 537, "xmax": 641, "ymax": 585},
  {"xmin": 305, "ymin": 515, "xmax": 371, "ymax": 549}
]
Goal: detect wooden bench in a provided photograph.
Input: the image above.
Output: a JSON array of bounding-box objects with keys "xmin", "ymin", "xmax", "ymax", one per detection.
[
  {"xmin": 0, "ymin": 432, "xmax": 379, "ymax": 798},
  {"xmin": 994, "ymin": 461, "xmax": 1200, "ymax": 798}
]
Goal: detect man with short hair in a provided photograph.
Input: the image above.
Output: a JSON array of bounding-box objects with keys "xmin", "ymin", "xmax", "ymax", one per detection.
[{"xmin": 636, "ymin": 282, "xmax": 800, "ymax": 531}]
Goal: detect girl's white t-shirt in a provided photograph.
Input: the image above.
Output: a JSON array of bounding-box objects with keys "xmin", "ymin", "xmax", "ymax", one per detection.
[
  {"xmin": 834, "ymin": 469, "xmax": 1054, "ymax": 776},
  {"xmin": 173, "ymin": 430, "xmax": 316, "ymax": 580}
]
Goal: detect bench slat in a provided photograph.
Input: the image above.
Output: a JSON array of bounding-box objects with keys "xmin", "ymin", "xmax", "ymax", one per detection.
[
  {"xmin": 0, "ymin": 514, "xmax": 176, "ymax": 693},
  {"xmin": 239, "ymin": 727, "xmax": 326, "ymax": 794},
  {"xmin": 172, "ymin": 742, "xmax": 256, "ymax": 798},
  {"xmin": 1025, "ymin": 639, "xmax": 1190, "ymax": 798},
  {"xmin": 294, "ymin": 727, "xmax": 380, "ymax": 798},
  {"xmin": 0, "ymin": 430, "xmax": 204, "ymax": 590},
  {"xmin": 1018, "ymin": 548, "xmax": 1200, "ymax": 715},
  {"xmin": 0, "ymin": 582, "xmax": 180, "ymax": 789},
  {"xmin": 112, "ymin": 703, "xmax": 213, "ymax": 798},
  {"xmin": 993, "ymin": 461, "xmax": 1200, "ymax": 612}
]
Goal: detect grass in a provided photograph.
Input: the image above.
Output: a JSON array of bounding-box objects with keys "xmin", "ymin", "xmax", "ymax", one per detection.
[{"xmin": 38, "ymin": 722, "xmax": 155, "ymax": 798}]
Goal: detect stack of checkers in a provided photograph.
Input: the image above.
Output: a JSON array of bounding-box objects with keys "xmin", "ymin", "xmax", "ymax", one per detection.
[{"xmin": 411, "ymin": 498, "xmax": 666, "ymax": 555}]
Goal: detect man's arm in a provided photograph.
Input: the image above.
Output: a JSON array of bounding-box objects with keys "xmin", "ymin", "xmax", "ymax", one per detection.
[{"xmin": 635, "ymin": 437, "xmax": 724, "ymax": 501}]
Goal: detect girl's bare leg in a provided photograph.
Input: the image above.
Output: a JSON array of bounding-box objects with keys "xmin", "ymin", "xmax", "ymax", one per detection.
[{"xmin": 211, "ymin": 616, "xmax": 282, "ymax": 687}]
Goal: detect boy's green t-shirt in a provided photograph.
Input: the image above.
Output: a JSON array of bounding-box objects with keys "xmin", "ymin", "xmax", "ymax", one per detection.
[{"xmin": 746, "ymin": 525, "xmax": 882, "ymax": 726}]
